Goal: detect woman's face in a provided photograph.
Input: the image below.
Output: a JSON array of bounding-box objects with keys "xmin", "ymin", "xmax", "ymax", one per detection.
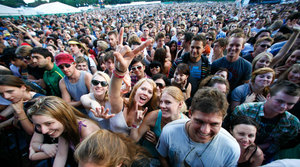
[
  {"xmin": 288, "ymin": 68, "xmax": 300, "ymax": 84},
  {"xmin": 170, "ymin": 43, "xmax": 177, "ymax": 52},
  {"xmin": 150, "ymin": 65, "xmax": 161, "ymax": 76},
  {"xmin": 0, "ymin": 85, "xmax": 26, "ymax": 103},
  {"xmin": 243, "ymin": 27, "xmax": 250, "ymax": 35},
  {"xmin": 254, "ymin": 72, "xmax": 273, "ymax": 88},
  {"xmin": 154, "ymin": 78, "xmax": 166, "ymax": 97},
  {"xmin": 255, "ymin": 55, "xmax": 271, "ymax": 70},
  {"xmin": 231, "ymin": 124, "xmax": 257, "ymax": 150},
  {"xmin": 134, "ymin": 81, "xmax": 153, "ymax": 107},
  {"xmin": 160, "ymin": 92, "xmax": 181, "ymax": 120},
  {"xmin": 174, "ymin": 69, "xmax": 188, "ymax": 84},
  {"xmin": 32, "ymin": 115, "xmax": 64, "ymax": 138},
  {"xmin": 230, "ymin": 24, "xmax": 238, "ymax": 31},
  {"xmin": 285, "ymin": 50, "xmax": 300, "ymax": 66},
  {"xmin": 92, "ymin": 75, "xmax": 108, "ymax": 96}
]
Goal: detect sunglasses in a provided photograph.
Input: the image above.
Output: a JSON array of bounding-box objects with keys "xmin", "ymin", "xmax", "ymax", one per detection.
[
  {"xmin": 91, "ymin": 80, "xmax": 108, "ymax": 87},
  {"xmin": 156, "ymin": 83, "xmax": 165, "ymax": 89},
  {"xmin": 58, "ymin": 63, "xmax": 72, "ymax": 69},
  {"xmin": 206, "ymin": 37, "xmax": 213, "ymax": 41},
  {"xmin": 216, "ymin": 22, "xmax": 222, "ymax": 24},
  {"xmin": 260, "ymin": 44, "xmax": 271, "ymax": 48},
  {"xmin": 131, "ymin": 65, "xmax": 143, "ymax": 71}
]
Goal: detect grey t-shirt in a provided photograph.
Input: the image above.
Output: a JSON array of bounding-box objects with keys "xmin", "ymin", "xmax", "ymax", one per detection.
[{"xmin": 156, "ymin": 119, "xmax": 240, "ymax": 167}]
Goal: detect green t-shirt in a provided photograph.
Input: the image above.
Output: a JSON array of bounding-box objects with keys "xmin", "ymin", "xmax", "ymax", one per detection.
[{"xmin": 43, "ymin": 64, "xmax": 65, "ymax": 97}]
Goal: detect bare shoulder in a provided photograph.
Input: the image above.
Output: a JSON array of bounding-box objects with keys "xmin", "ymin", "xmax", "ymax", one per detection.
[
  {"xmin": 80, "ymin": 118, "xmax": 100, "ymax": 138},
  {"xmin": 144, "ymin": 110, "xmax": 160, "ymax": 127}
]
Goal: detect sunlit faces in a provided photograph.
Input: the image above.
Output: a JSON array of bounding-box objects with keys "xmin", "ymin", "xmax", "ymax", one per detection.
[
  {"xmin": 160, "ymin": 93, "xmax": 182, "ymax": 120},
  {"xmin": 188, "ymin": 111, "xmax": 223, "ymax": 143},
  {"xmin": 0, "ymin": 85, "xmax": 26, "ymax": 103},
  {"xmin": 150, "ymin": 65, "xmax": 161, "ymax": 76},
  {"xmin": 32, "ymin": 115, "xmax": 64, "ymax": 138},
  {"xmin": 287, "ymin": 68, "xmax": 300, "ymax": 84},
  {"xmin": 255, "ymin": 41, "xmax": 271, "ymax": 54},
  {"xmin": 108, "ymin": 34, "xmax": 118, "ymax": 48},
  {"xmin": 131, "ymin": 62, "xmax": 145, "ymax": 77},
  {"xmin": 69, "ymin": 44, "xmax": 81, "ymax": 55},
  {"xmin": 231, "ymin": 124, "xmax": 257, "ymax": 150},
  {"xmin": 156, "ymin": 38, "xmax": 165, "ymax": 47},
  {"xmin": 154, "ymin": 78, "xmax": 166, "ymax": 97},
  {"xmin": 134, "ymin": 81, "xmax": 153, "ymax": 107},
  {"xmin": 174, "ymin": 69, "xmax": 188, "ymax": 84},
  {"xmin": 265, "ymin": 90, "xmax": 299, "ymax": 115},
  {"xmin": 226, "ymin": 37, "xmax": 244, "ymax": 62},
  {"xmin": 254, "ymin": 72, "xmax": 273, "ymax": 88},
  {"xmin": 76, "ymin": 62, "xmax": 88, "ymax": 71},
  {"xmin": 92, "ymin": 75, "xmax": 108, "ymax": 96},
  {"xmin": 255, "ymin": 55, "xmax": 271, "ymax": 69},
  {"xmin": 105, "ymin": 59, "xmax": 115, "ymax": 72},
  {"xmin": 31, "ymin": 53, "xmax": 49, "ymax": 68},
  {"xmin": 59, "ymin": 63, "xmax": 76, "ymax": 77},
  {"xmin": 190, "ymin": 40, "xmax": 205, "ymax": 62},
  {"xmin": 285, "ymin": 50, "xmax": 300, "ymax": 66}
]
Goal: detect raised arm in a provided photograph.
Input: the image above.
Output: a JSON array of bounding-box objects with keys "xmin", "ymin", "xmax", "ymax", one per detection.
[{"xmin": 270, "ymin": 24, "xmax": 300, "ymax": 68}]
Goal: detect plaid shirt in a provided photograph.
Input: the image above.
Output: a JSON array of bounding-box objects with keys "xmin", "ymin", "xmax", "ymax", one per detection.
[{"xmin": 232, "ymin": 102, "xmax": 300, "ymax": 157}]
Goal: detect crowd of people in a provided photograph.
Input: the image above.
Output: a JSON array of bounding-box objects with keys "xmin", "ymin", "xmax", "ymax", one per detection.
[{"xmin": 0, "ymin": 1, "xmax": 299, "ymax": 167}]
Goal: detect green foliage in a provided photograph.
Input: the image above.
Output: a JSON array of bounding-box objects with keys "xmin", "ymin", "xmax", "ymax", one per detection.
[{"xmin": 0, "ymin": 0, "xmax": 26, "ymax": 7}]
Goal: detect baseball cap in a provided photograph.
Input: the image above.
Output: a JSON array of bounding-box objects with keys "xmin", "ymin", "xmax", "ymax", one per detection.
[{"xmin": 55, "ymin": 53, "xmax": 74, "ymax": 66}]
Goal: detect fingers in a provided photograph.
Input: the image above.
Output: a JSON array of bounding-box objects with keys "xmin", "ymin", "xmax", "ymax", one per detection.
[
  {"xmin": 132, "ymin": 39, "xmax": 153, "ymax": 55},
  {"xmin": 118, "ymin": 27, "xmax": 124, "ymax": 45}
]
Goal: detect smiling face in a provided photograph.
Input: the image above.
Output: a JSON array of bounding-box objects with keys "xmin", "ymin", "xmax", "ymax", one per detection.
[
  {"xmin": 190, "ymin": 40, "xmax": 205, "ymax": 62},
  {"xmin": 254, "ymin": 72, "xmax": 273, "ymax": 88},
  {"xmin": 288, "ymin": 68, "xmax": 300, "ymax": 84},
  {"xmin": 285, "ymin": 50, "xmax": 300, "ymax": 67},
  {"xmin": 32, "ymin": 114, "xmax": 64, "ymax": 138},
  {"xmin": 134, "ymin": 81, "xmax": 153, "ymax": 107},
  {"xmin": 131, "ymin": 62, "xmax": 145, "ymax": 78},
  {"xmin": 231, "ymin": 124, "xmax": 257, "ymax": 150},
  {"xmin": 255, "ymin": 55, "xmax": 271, "ymax": 70},
  {"xmin": 160, "ymin": 92, "xmax": 182, "ymax": 120},
  {"xmin": 188, "ymin": 111, "xmax": 223, "ymax": 143},
  {"xmin": 92, "ymin": 75, "xmax": 108, "ymax": 96},
  {"xmin": 226, "ymin": 37, "xmax": 244, "ymax": 62},
  {"xmin": 174, "ymin": 69, "xmax": 188, "ymax": 84},
  {"xmin": 0, "ymin": 85, "xmax": 26, "ymax": 103},
  {"xmin": 154, "ymin": 78, "xmax": 166, "ymax": 97}
]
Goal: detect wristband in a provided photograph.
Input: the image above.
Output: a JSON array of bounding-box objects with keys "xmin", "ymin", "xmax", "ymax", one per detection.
[
  {"xmin": 113, "ymin": 70, "xmax": 125, "ymax": 79},
  {"xmin": 115, "ymin": 66, "xmax": 126, "ymax": 73},
  {"xmin": 19, "ymin": 117, "xmax": 28, "ymax": 121}
]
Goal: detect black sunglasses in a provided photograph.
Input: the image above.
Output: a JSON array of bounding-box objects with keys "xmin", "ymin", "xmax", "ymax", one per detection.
[
  {"xmin": 260, "ymin": 44, "xmax": 271, "ymax": 48},
  {"xmin": 91, "ymin": 80, "xmax": 108, "ymax": 87},
  {"xmin": 58, "ymin": 63, "xmax": 72, "ymax": 69},
  {"xmin": 156, "ymin": 83, "xmax": 165, "ymax": 89},
  {"xmin": 206, "ymin": 37, "xmax": 213, "ymax": 41},
  {"xmin": 150, "ymin": 65, "xmax": 160, "ymax": 69}
]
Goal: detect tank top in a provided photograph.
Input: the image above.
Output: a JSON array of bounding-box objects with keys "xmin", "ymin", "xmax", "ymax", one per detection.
[{"xmin": 64, "ymin": 71, "xmax": 89, "ymax": 101}]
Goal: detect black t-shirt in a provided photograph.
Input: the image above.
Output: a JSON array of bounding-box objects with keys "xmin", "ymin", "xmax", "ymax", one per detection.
[{"xmin": 27, "ymin": 65, "xmax": 46, "ymax": 80}]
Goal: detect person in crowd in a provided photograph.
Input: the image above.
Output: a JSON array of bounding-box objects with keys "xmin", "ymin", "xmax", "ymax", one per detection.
[
  {"xmin": 0, "ymin": 75, "xmax": 44, "ymax": 135},
  {"xmin": 208, "ymin": 38, "xmax": 228, "ymax": 63},
  {"xmin": 212, "ymin": 33, "xmax": 252, "ymax": 90},
  {"xmin": 27, "ymin": 96, "xmax": 100, "ymax": 166},
  {"xmin": 56, "ymin": 53, "xmax": 92, "ymax": 110},
  {"xmin": 106, "ymin": 30, "xmax": 118, "ymax": 51},
  {"xmin": 231, "ymin": 80, "xmax": 300, "ymax": 162},
  {"xmin": 157, "ymin": 88, "xmax": 240, "ymax": 167},
  {"xmin": 229, "ymin": 116, "xmax": 264, "ymax": 167},
  {"xmin": 75, "ymin": 56, "xmax": 89, "ymax": 72},
  {"xmin": 74, "ymin": 130, "xmax": 150, "ymax": 167},
  {"xmin": 103, "ymin": 51, "xmax": 115, "ymax": 77},
  {"xmin": 231, "ymin": 67, "xmax": 275, "ymax": 111},
  {"xmin": 31, "ymin": 47, "xmax": 65, "ymax": 96},
  {"xmin": 176, "ymin": 32, "xmax": 194, "ymax": 60},
  {"xmin": 130, "ymin": 86, "xmax": 188, "ymax": 165},
  {"xmin": 152, "ymin": 73, "xmax": 170, "ymax": 98},
  {"xmin": 130, "ymin": 57, "xmax": 151, "ymax": 88},
  {"xmin": 198, "ymin": 75, "xmax": 230, "ymax": 95},
  {"xmin": 148, "ymin": 61, "xmax": 162, "ymax": 77},
  {"xmin": 154, "ymin": 32, "xmax": 171, "ymax": 61},
  {"xmin": 168, "ymin": 40, "xmax": 178, "ymax": 62},
  {"xmin": 171, "ymin": 63, "xmax": 192, "ymax": 100},
  {"xmin": 153, "ymin": 48, "xmax": 172, "ymax": 76},
  {"xmin": 277, "ymin": 64, "xmax": 300, "ymax": 84},
  {"xmin": 252, "ymin": 52, "xmax": 273, "ymax": 71},
  {"xmin": 243, "ymin": 37, "xmax": 274, "ymax": 63}
]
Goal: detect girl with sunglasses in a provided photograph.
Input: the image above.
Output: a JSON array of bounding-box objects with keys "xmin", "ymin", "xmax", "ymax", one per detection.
[
  {"xmin": 28, "ymin": 96, "xmax": 100, "ymax": 167},
  {"xmin": 130, "ymin": 86, "xmax": 188, "ymax": 166},
  {"xmin": 80, "ymin": 72, "xmax": 113, "ymax": 129}
]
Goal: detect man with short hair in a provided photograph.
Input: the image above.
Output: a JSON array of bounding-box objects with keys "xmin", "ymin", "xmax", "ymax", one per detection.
[
  {"xmin": 75, "ymin": 56, "xmax": 89, "ymax": 72},
  {"xmin": 215, "ymin": 19, "xmax": 226, "ymax": 39},
  {"xmin": 169, "ymin": 35, "xmax": 210, "ymax": 96},
  {"xmin": 176, "ymin": 32, "xmax": 194, "ymax": 59},
  {"xmin": 212, "ymin": 33, "xmax": 252, "ymax": 90},
  {"xmin": 103, "ymin": 51, "xmax": 115, "ymax": 77},
  {"xmin": 155, "ymin": 32, "xmax": 171, "ymax": 61},
  {"xmin": 231, "ymin": 80, "xmax": 300, "ymax": 162},
  {"xmin": 56, "ymin": 53, "xmax": 92, "ymax": 108},
  {"xmin": 31, "ymin": 47, "xmax": 65, "ymax": 97},
  {"xmin": 243, "ymin": 37, "xmax": 273, "ymax": 63},
  {"xmin": 106, "ymin": 30, "xmax": 118, "ymax": 51},
  {"xmin": 157, "ymin": 88, "xmax": 240, "ymax": 167}
]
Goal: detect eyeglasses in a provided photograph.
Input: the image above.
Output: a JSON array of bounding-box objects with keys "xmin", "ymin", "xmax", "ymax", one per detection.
[
  {"xmin": 131, "ymin": 65, "xmax": 143, "ymax": 71},
  {"xmin": 58, "ymin": 63, "xmax": 72, "ymax": 69},
  {"xmin": 156, "ymin": 83, "xmax": 165, "ymax": 89},
  {"xmin": 260, "ymin": 44, "xmax": 271, "ymax": 48},
  {"xmin": 91, "ymin": 80, "xmax": 108, "ymax": 87},
  {"xmin": 150, "ymin": 66, "xmax": 160, "ymax": 69},
  {"xmin": 206, "ymin": 37, "xmax": 213, "ymax": 41},
  {"xmin": 216, "ymin": 22, "xmax": 222, "ymax": 24}
]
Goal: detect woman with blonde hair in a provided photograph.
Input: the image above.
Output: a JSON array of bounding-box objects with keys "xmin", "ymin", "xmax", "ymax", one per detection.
[
  {"xmin": 130, "ymin": 86, "xmax": 188, "ymax": 166},
  {"xmin": 75, "ymin": 129, "xmax": 150, "ymax": 167},
  {"xmin": 27, "ymin": 96, "xmax": 100, "ymax": 166},
  {"xmin": 231, "ymin": 67, "xmax": 275, "ymax": 111},
  {"xmin": 252, "ymin": 52, "xmax": 273, "ymax": 71},
  {"xmin": 277, "ymin": 64, "xmax": 300, "ymax": 84}
]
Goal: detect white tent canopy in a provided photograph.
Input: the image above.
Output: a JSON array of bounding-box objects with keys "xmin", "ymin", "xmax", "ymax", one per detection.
[
  {"xmin": 0, "ymin": 4, "xmax": 21, "ymax": 16},
  {"xmin": 34, "ymin": 2, "xmax": 81, "ymax": 14}
]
